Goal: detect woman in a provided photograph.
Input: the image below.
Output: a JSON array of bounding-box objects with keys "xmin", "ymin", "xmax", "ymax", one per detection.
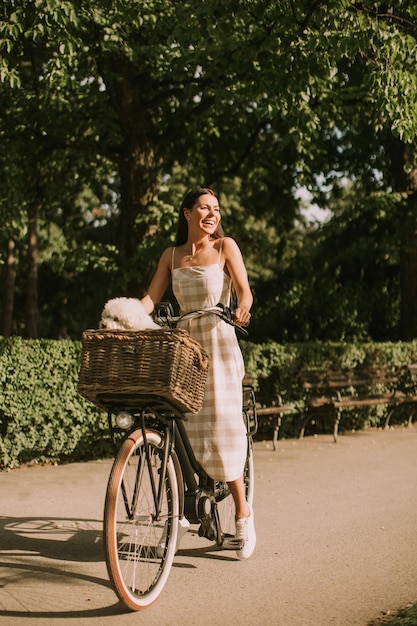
[{"xmin": 141, "ymin": 187, "xmax": 256, "ymax": 559}]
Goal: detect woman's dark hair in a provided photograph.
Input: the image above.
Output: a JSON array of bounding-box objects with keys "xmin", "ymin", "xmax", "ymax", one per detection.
[{"xmin": 175, "ymin": 187, "xmax": 225, "ymax": 245}]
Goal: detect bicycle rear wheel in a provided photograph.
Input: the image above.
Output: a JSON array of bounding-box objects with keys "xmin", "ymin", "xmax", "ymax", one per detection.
[
  {"xmin": 216, "ymin": 439, "xmax": 254, "ymax": 539},
  {"xmin": 104, "ymin": 429, "xmax": 179, "ymax": 610}
]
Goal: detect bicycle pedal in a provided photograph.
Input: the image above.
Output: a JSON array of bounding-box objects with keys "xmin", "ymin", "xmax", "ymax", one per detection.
[
  {"xmin": 198, "ymin": 521, "xmax": 216, "ymax": 542},
  {"xmin": 221, "ymin": 536, "xmax": 244, "ymax": 551}
]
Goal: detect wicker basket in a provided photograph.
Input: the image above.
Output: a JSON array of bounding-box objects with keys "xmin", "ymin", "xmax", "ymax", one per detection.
[{"xmin": 77, "ymin": 328, "xmax": 209, "ymax": 414}]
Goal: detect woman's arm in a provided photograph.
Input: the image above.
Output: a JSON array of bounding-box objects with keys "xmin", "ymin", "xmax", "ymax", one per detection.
[
  {"xmin": 140, "ymin": 247, "xmax": 172, "ymax": 314},
  {"xmin": 222, "ymin": 237, "xmax": 253, "ymax": 326}
]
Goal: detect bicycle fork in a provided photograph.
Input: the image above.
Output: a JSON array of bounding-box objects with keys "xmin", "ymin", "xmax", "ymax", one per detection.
[{"xmin": 118, "ymin": 411, "xmax": 174, "ymax": 524}]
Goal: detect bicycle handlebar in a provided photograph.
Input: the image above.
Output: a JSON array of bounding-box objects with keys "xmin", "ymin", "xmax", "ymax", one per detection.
[{"xmin": 153, "ymin": 302, "xmax": 249, "ymax": 335}]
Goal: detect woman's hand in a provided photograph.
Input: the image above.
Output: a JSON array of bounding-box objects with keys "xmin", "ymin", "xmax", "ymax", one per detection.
[{"xmin": 234, "ymin": 307, "xmax": 251, "ymax": 327}]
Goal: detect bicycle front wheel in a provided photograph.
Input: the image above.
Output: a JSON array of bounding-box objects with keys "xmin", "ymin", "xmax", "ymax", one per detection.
[
  {"xmin": 216, "ymin": 439, "xmax": 254, "ymax": 539},
  {"xmin": 104, "ymin": 429, "xmax": 179, "ymax": 610}
]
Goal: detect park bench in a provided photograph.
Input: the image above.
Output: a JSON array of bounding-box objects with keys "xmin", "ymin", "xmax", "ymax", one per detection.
[
  {"xmin": 299, "ymin": 365, "xmax": 402, "ymax": 442},
  {"xmin": 383, "ymin": 364, "xmax": 417, "ymax": 429},
  {"xmin": 243, "ymin": 376, "xmax": 292, "ymax": 450}
]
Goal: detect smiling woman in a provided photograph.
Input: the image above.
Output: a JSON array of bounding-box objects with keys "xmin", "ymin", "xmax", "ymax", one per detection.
[
  {"xmin": 176, "ymin": 187, "xmax": 224, "ymax": 248},
  {"xmin": 180, "ymin": 194, "xmax": 222, "ymax": 262},
  {"xmin": 139, "ymin": 186, "xmax": 256, "ymax": 559}
]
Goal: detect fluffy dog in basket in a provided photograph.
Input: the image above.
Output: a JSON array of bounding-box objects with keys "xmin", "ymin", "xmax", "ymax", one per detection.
[{"xmin": 100, "ymin": 297, "xmax": 161, "ymax": 330}]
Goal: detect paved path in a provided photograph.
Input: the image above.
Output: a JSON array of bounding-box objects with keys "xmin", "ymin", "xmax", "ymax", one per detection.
[{"xmin": 1, "ymin": 427, "xmax": 417, "ymax": 626}]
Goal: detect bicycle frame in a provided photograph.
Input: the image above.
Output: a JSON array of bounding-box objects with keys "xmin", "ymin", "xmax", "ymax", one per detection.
[{"xmin": 105, "ymin": 386, "xmax": 257, "ymax": 546}]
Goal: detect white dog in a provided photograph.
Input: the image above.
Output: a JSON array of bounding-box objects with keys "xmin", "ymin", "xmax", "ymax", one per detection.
[{"xmin": 100, "ymin": 297, "xmax": 161, "ymax": 330}]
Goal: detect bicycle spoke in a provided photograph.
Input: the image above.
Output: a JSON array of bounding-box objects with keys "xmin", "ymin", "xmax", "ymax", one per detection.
[{"xmin": 104, "ymin": 430, "xmax": 179, "ymax": 610}]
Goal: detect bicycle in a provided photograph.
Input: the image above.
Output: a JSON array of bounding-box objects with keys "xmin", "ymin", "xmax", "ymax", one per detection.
[{"xmin": 78, "ymin": 304, "xmax": 257, "ymax": 611}]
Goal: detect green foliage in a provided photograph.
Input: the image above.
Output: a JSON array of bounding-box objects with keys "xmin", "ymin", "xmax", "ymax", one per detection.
[
  {"xmin": 1, "ymin": 0, "xmax": 417, "ymax": 341},
  {"xmin": 0, "ymin": 338, "xmax": 110, "ymax": 469},
  {"xmin": 369, "ymin": 604, "xmax": 417, "ymax": 626},
  {"xmin": 241, "ymin": 336, "xmax": 417, "ymax": 438},
  {"xmin": 2, "ymin": 336, "xmax": 417, "ymax": 469},
  {"xmin": 251, "ymin": 183, "xmax": 405, "ymax": 343}
]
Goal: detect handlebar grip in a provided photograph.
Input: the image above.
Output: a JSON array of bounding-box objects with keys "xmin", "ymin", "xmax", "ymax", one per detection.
[
  {"xmin": 214, "ymin": 303, "xmax": 248, "ymax": 335},
  {"xmin": 214, "ymin": 302, "xmax": 234, "ymax": 321},
  {"xmin": 153, "ymin": 302, "xmax": 176, "ymax": 328}
]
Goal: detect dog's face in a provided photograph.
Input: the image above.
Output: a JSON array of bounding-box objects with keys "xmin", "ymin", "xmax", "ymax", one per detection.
[
  {"xmin": 100, "ymin": 297, "xmax": 160, "ymax": 330},
  {"xmin": 100, "ymin": 298, "xmax": 129, "ymax": 329},
  {"xmin": 100, "ymin": 315, "xmax": 125, "ymax": 330}
]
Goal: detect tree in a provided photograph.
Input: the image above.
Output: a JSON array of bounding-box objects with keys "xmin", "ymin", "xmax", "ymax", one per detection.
[{"xmin": 1, "ymin": 0, "xmax": 417, "ymax": 340}]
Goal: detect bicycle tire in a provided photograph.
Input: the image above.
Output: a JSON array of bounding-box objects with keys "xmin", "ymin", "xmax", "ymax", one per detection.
[
  {"xmin": 216, "ymin": 439, "xmax": 254, "ymax": 539},
  {"xmin": 104, "ymin": 429, "xmax": 179, "ymax": 610}
]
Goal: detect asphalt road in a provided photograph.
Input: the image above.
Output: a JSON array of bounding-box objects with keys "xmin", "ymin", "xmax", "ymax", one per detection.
[{"xmin": 1, "ymin": 427, "xmax": 417, "ymax": 626}]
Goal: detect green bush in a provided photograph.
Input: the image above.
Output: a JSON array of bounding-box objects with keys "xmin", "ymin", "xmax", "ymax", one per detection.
[
  {"xmin": 1, "ymin": 337, "xmax": 417, "ymax": 469},
  {"xmin": 0, "ymin": 337, "xmax": 111, "ymax": 469}
]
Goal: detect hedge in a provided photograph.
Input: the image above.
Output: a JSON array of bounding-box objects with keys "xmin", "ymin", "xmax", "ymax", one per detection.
[
  {"xmin": 1, "ymin": 336, "xmax": 417, "ymax": 469},
  {"xmin": 0, "ymin": 337, "xmax": 110, "ymax": 469}
]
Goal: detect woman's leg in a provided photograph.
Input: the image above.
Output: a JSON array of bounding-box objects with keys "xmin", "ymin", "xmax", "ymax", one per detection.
[
  {"xmin": 227, "ymin": 475, "xmax": 256, "ymax": 559},
  {"xmin": 227, "ymin": 476, "xmax": 249, "ymax": 519}
]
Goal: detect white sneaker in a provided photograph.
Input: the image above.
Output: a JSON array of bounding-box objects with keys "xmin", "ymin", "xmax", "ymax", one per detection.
[
  {"xmin": 157, "ymin": 517, "xmax": 190, "ymax": 557},
  {"xmin": 235, "ymin": 504, "xmax": 256, "ymax": 559}
]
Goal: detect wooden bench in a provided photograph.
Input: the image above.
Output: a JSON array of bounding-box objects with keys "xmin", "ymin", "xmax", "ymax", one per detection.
[
  {"xmin": 299, "ymin": 365, "xmax": 401, "ymax": 442},
  {"xmin": 243, "ymin": 377, "xmax": 291, "ymax": 450},
  {"xmin": 384, "ymin": 364, "xmax": 417, "ymax": 429}
]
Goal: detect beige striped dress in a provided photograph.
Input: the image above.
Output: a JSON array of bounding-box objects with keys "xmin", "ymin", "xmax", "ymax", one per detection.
[{"xmin": 172, "ymin": 244, "xmax": 247, "ymax": 482}]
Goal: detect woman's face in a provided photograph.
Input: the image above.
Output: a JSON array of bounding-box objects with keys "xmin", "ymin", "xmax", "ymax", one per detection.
[{"xmin": 185, "ymin": 193, "xmax": 221, "ymax": 236}]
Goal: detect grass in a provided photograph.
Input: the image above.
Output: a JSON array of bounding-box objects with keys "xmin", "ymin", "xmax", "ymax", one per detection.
[{"xmin": 369, "ymin": 605, "xmax": 417, "ymax": 625}]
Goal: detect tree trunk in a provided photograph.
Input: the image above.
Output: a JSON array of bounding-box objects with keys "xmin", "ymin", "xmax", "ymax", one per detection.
[
  {"xmin": 118, "ymin": 136, "xmax": 158, "ymax": 257},
  {"xmin": 398, "ymin": 144, "xmax": 417, "ymax": 340},
  {"xmin": 26, "ymin": 203, "xmax": 39, "ymax": 338},
  {"xmin": 2, "ymin": 238, "xmax": 17, "ymax": 337},
  {"xmin": 108, "ymin": 74, "xmax": 160, "ymax": 293}
]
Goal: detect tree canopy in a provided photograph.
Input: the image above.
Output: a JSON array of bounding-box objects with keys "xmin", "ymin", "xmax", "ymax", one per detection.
[{"xmin": 1, "ymin": 1, "xmax": 417, "ymax": 341}]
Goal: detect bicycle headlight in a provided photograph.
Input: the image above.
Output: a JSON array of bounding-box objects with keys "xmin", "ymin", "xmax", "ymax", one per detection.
[{"xmin": 115, "ymin": 411, "xmax": 134, "ymax": 430}]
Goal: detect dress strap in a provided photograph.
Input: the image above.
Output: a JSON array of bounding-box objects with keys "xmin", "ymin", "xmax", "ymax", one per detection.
[
  {"xmin": 218, "ymin": 238, "xmax": 224, "ymax": 264},
  {"xmin": 171, "ymin": 246, "xmax": 176, "ymax": 270}
]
